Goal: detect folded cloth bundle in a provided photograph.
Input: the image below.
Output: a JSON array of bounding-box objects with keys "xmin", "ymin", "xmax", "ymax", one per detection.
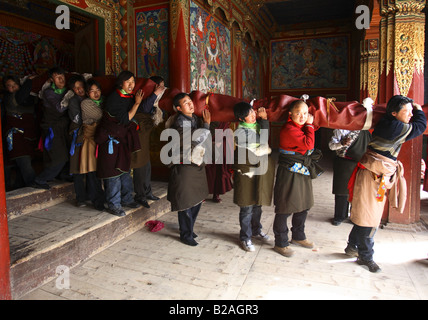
[{"xmin": 145, "ymin": 220, "xmax": 165, "ymax": 232}]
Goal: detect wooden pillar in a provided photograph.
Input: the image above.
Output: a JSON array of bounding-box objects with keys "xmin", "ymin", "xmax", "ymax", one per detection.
[
  {"xmin": 378, "ymin": 0, "xmax": 426, "ymax": 224},
  {"xmin": 169, "ymin": 0, "xmax": 190, "ymax": 92},
  {"xmin": 0, "ymin": 106, "xmax": 11, "ymax": 299}
]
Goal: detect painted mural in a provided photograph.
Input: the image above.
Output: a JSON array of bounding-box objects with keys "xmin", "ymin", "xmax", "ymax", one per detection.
[
  {"xmin": 0, "ymin": 26, "xmax": 74, "ymax": 80},
  {"xmin": 242, "ymin": 41, "xmax": 261, "ymax": 100},
  {"xmin": 270, "ymin": 35, "xmax": 349, "ymax": 90},
  {"xmin": 189, "ymin": 0, "xmax": 231, "ymax": 95},
  {"xmin": 135, "ymin": 5, "xmax": 169, "ymax": 83}
]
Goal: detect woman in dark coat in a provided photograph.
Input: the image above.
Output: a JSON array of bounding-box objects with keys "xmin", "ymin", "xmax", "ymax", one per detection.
[
  {"xmin": 32, "ymin": 67, "xmax": 70, "ymax": 190},
  {"xmin": 2, "ymin": 75, "xmax": 38, "ymax": 189},
  {"xmin": 166, "ymin": 92, "xmax": 211, "ymax": 246},
  {"xmin": 94, "ymin": 71, "xmax": 142, "ymax": 217},
  {"xmin": 273, "ymin": 100, "xmax": 323, "ymax": 258},
  {"xmin": 232, "ymin": 102, "xmax": 275, "ymax": 252}
]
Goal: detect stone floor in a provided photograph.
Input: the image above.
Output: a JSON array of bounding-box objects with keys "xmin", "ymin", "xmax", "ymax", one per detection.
[{"xmin": 19, "ymin": 158, "xmax": 428, "ymax": 300}]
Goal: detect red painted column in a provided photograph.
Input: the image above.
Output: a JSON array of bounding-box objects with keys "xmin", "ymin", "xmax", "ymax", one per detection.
[
  {"xmin": 0, "ymin": 107, "xmax": 11, "ymax": 299},
  {"xmin": 378, "ymin": 1, "xmax": 426, "ymax": 224},
  {"xmin": 169, "ymin": 0, "xmax": 190, "ymax": 92}
]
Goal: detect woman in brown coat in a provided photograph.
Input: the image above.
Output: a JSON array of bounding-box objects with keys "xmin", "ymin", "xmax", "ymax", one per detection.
[
  {"xmin": 346, "ymin": 95, "xmax": 426, "ymax": 273},
  {"xmin": 76, "ymin": 78, "xmax": 106, "ymax": 211}
]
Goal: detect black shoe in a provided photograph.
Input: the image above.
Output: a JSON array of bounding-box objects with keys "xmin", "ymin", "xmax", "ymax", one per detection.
[
  {"xmin": 31, "ymin": 181, "xmax": 51, "ymax": 190},
  {"xmin": 332, "ymin": 219, "xmax": 342, "ymax": 226},
  {"xmin": 180, "ymin": 237, "xmax": 198, "ymax": 246},
  {"xmin": 344, "ymin": 244, "xmax": 359, "ymax": 257},
  {"xmin": 94, "ymin": 203, "xmax": 105, "ymax": 211},
  {"xmin": 136, "ymin": 199, "xmax": 150, "ymax": 208},
  {"xmin": 147, "ymin": 194, "xmax": 160, "ymax": 201},
  {"xmin": 357, "ymin": 258, "xmax": 381, "ymax": 273},
  {"xmin": 76, "ymin": 201, "xmax": 86, "ymax": 208},
  {"xmin": 193, "ymin": 232, "xmax": 198, "ymax": 238},
  {"xmin": 122, "ymin": 201, "xmax": 141, "ymax": 209},
  {"xmin": 108, "ymin": 207, "xmax": 126, "ymax": 217}
]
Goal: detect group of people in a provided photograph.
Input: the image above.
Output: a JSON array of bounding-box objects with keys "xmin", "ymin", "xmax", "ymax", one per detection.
[
  {"xmin": 2, "ymin": 68, "xmax": 426, "ymax": 273},
  {"xmin": 168, "ymin": 92, "xmax": 426, "ymax": 274},
  {"xmin": 2, "ymin": 67, "xmax": 165, "ymax": 216}
]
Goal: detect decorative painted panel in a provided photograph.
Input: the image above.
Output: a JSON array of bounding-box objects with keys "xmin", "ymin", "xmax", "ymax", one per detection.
[
  {"xmin": 135, "ymin": 5, "xmax": 169, "ymax": 83},
  {"xmin": 270, "ymin": 35, "xmax": 349, "ymax": 91},
  {"xmin": 0, "ymin": 26, "xmax": 74, "ymax": 78},
  {"xmin": 242, "ymin": 40, "xmax": 261, "ymax": 100},
  {"xmin": 189, "ymin": 0, "xmax": 231, "ymax": 95}
]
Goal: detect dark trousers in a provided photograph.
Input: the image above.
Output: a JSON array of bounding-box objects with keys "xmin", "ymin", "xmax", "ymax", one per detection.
[
  {"xmin": 104, "ymin": 172, "xmax": 134, "ymax": 209},
  {"xmin": 348, "ymin": 224, "xmax": 377, "ymax": 261},
  {"xmin": 334, "ymin": 194, "xmax": 350, "ymax": 222},
  {"xmin": 178, "ymin": 202, "xmax": 202, "ymax": 242},
  {"xmin": 34, "ymin": 161, "xmax": 66, "ymax": 185},
  {"xmin": 239, "ymin": 205, "xmax": 262, "ymax": 241},
  {"xmin": 73, "ymin": 172, "xmax": 105, "ymax": 206},
  {"xmin": 5, "ymin": 156, "xmax": 36, "ymax": 189},
  {"xmin": 273, "ymin": 210, "xmax": 308, "ymax": 247},
  {"xmin": 133, "ymin": 161, "xmax": 152, "ymax": 201}
]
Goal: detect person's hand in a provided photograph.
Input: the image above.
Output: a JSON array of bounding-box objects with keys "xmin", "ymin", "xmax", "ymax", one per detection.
[
  {"xmin": 135, "ymin": 89, "xmax": 144, "ymax": 104},
  {"xmin": 306, "ymin": 113, "xmax": 314, "ymax": 124},
  {"xmin": 413, "ymin": 102, "xmax": 422, "ymax": 111},
  {"xmin": 154, "ymin": 83, "xmax": 165, "ymax": 96},
  {"xmin": 257, "ymin": 107, "xmax": 267, "ymax": 120},
  {"xmin": 203, "ymin": 109, "xmax": 211, "ymax": 124},
  {"xmin": 341, "ymin": 137, "xmax": 352, "ymax": 146}
]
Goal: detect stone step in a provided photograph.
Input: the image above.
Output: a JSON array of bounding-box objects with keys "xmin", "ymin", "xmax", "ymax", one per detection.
[
  {"xmin": 8, "ymin": 181, "xmax": 170, "ymax": 299},
  {"xmin": 6, "ymin": 181, "xmax": 75, "ymax": 220}
]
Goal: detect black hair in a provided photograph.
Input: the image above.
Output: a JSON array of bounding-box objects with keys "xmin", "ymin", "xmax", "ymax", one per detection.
[
  {"xmin": 233, "ymin": 101, "xmax": 252, "ymax": 121},
  {"xmin": 2, "ymin": 75, "xmax": 20, "ymax": 88},
  {"xmin": 48, "ymin": 66, "xmax": 65, "ymax": 78},
  {"xmin": 173, "ymin": 92, "xmax": 190, "ymax": 108},
  {"xmin": 85, "ymin": 78, "xmax": 101, "ymax": 92},
  {"xmin": 116, "ymin": 70, "xmax": 135, "ymax": 89},
  {"xmin": 386, "ymin": 95, "xmax": 413, "ymax": 116},
  {"xmin": 288, "ymin": 99, "xmax": 307, "ymax": 113},
  {"xmin": 149, "ymin": 75, "xmax": 164, "ymax": 85},
  {"xmin": 67, "ymin": 74, "xmax": 85, "ymax": 90}
]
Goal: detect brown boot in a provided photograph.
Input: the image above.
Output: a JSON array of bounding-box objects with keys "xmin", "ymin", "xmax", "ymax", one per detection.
[
  {"xmin": 291, "ymin": 239, "xmax": 315, "ymax": 249},
  {"xmin": 273, "ymin": 246, "xmax": 294, "ymax": 257}
]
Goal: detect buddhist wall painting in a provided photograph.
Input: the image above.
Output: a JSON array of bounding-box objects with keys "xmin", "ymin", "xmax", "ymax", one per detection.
[
  {"xmin": 270, "ymin": 35, "xmax": 349, "ymax": 91},
  {"xmin": 189, "ymin": 0, "xmax": 232, "ymax": 95},
  {"xmin": 242, "ymin": 40, "xmax": 261, "ymax": 100},
  {"xmin": 135, "ymin": 5, "xmax": 169, "ymax": 84}
]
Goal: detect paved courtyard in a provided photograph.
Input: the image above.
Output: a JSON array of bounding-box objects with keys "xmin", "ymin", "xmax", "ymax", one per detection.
[{"xmin": 20, "ymin": 157, "xmax": 428, "ymax": 301}]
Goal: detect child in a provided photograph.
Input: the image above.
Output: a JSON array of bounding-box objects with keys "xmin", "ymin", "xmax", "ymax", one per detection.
[
  {"xmin": 75, "ymin": 78, "xmax": 106, "ymax": 211},
  {"xmin": 166, "ymin": 92, "xmax": 211, "ymax": 246},
  {"xmin": 32, "ymin": 67, "xmax": 69, "ymax": 190},
  {"xmin": 346, "ymin": 95, "xmax": 426, "ymax": 272},
  {"xmin": 94, "ymin": 71, "xmax": 143, "ymax": 216},
  {"xmin": 273, "ymin": 100, "xmax": 323, "ymax": 257},
  {"xmin": 232, "ymin": 102, "xmax": 275, "ymax": 252}
]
